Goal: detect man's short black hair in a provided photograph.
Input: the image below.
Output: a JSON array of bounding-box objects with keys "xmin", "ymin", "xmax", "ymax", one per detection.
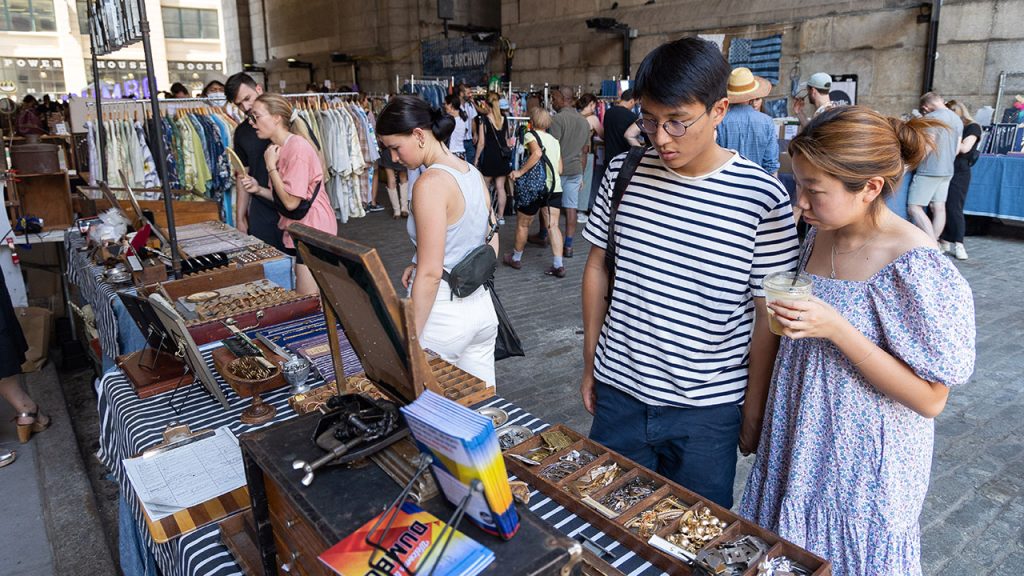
[
  {"xmin": 620, "ymin": 89, "xmax": 634, "ymax": 101},
  {"xmin": 633, "ymin": 37, "xmax": 730, "ymax": 110},
  {"xmin": 225, "ymin": 72, "xmax": 258, "ymax": 102},
  {"xmin": 169, "ymin": 82, "xmax": 188, "ymax": 96}
]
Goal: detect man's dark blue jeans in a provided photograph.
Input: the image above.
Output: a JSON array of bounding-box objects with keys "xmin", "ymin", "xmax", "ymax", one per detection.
[{"xmin": 588, "ymin": 381, "xmax": 742, "ymax": 509}]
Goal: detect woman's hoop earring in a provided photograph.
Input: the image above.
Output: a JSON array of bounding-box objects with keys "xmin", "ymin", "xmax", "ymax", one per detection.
[{"xmin": 418, "ymin": 140, "xmax": 425, "ymax": 149}]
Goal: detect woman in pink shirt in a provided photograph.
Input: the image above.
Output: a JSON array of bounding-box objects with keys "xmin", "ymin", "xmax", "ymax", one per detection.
[{"xmin": 239, "ymin": 93, "xmax": 337, "ymax": 294}]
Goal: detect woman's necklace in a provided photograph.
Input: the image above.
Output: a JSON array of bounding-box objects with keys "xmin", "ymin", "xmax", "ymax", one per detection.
[{"xmin": 830, "ymin": 232, "xmax": 878, "ymax": 279}]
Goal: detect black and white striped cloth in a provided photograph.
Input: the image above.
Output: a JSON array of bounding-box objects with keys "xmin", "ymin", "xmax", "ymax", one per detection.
[
  {"xmin": 66, "ymin": 232, "xmax": 131, "ymax": 358},
  {"xmin": 583, "ymin": 149, "xmax": 800, "ymax": 408},
  {"xmin": 97, "ymin": 317, "xmax": 669, "ymax": 576}
]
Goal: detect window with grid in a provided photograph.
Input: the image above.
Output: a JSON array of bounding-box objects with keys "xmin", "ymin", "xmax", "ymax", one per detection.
[
  {"xmin": 162, "ymin": 6, "xmax": 219, "ymax": 39},
  {"xmin": 0, "ymin": 0, "xmax": 56, "ymax": 32},
  {"xmin": 76, "ymin": 0, "xmax": 88, "ymax": 35}
]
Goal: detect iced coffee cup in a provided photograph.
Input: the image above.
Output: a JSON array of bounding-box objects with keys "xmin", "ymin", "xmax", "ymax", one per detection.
[{"xmin": 763, "ymin": 271, "xmax": 813, "ymax": 336}]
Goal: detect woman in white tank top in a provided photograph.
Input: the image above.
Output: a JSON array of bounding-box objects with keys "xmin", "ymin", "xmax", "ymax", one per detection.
[{"xmin": 377, "ymin": 95, "xmax": 500, "ymax": 386}]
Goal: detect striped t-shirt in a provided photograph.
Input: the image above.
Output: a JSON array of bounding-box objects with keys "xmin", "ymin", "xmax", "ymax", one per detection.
[{"xmin": 583, "ymin": 149, "xmax": 799, "ymax": 407}]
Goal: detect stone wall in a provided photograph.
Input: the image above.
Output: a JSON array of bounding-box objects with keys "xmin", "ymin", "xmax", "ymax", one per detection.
[
  {"xmin": 221, "ymin": 0, "xmax": 500, "ymax": 93},
  {"xmin": 500, "ymin": 0, "xmax": 1024, "ymax": 115},
  {"xmin": 221, "ymin": 0, "xmax": 1024, "ymax": 113}
]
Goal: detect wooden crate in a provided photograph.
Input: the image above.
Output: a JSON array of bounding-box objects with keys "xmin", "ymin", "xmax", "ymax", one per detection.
[
  {"xmin": 75, "ymin": 185, "xmax": 221, "ymax": 228},
  {"xmin": 504, "ymin": 425, "xmax": 832, "ymax": 576},
  {"xmin": 14, "ymin": 172, "xmax": 73, "ymax": 231}
]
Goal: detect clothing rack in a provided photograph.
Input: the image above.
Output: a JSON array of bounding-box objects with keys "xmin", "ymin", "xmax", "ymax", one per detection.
[
  {"xmin": 88, "ymin": 0, "xmax": 183, "ymax": 278},
  {"xmin": 396, "ymin": 75, "xmax": 453, "ymax": 93},
  {"xmin": 283, "ymin": 91, "xmax": 359, "ymax": 100}
]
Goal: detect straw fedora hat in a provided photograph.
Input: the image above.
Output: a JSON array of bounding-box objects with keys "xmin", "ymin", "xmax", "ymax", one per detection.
[{"xmin": 727, "ymin": 67, "xmax": 772, "ymax": 104}]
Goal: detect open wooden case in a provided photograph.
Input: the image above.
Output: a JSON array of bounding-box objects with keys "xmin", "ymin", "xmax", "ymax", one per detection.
[
  {"xmin": 289, "ymin": 223, "xmax": 493, "ymax": 407},
  {"xmin": 504, "ymin": 425, "xmax": 832, "ymax": 576},
  {"xmin": 140, "ymin": 264, "xmax": 321, "ymax": 346}
]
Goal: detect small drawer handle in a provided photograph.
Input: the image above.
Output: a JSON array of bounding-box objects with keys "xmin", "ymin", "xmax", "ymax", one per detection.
[{"xmin": 285, "ymin": 518, "xmax": 297, "ymax": 529}]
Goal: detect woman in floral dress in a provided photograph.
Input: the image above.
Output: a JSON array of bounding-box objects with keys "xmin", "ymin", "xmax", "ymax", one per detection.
[{"xmin": 740, "ymin": 106, "xmax": 976, "ymax": 576}]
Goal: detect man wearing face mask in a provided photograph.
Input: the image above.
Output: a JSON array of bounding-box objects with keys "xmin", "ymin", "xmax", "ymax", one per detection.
[{"xmin": 225, "ymin": 72, "xmax": 284, "ymax": 250}]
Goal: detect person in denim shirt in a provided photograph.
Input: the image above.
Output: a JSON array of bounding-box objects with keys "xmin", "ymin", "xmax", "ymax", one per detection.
[{"xmin": 716, "ymin": 67, "xmax": 779, "ymax": 176}]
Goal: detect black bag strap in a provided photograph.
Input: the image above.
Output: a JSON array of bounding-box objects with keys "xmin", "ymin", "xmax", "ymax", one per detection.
[
  {"xmin": 603, "ymin": 146, "xmax": 647, "ymax": 302},
  {"xmin": 274, "ymin": 179, "xmax": 321, "ymax": 220}
]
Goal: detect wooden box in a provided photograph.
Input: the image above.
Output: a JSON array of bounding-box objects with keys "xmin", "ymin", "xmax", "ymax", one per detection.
[
  {"xmin": 147, "ymin": 265, "xmax": 321, "ymax": 346},
  {"xmin": 504, "ymin": 425, "xmax": 832, "ymax": 576},
  {"xmin": 75, "ymin": 185, "xmax": 221, "ymax": 229},
  {"xmin": 240, "ymin": 412, "xmax": 581, "ymax": 576},
  {"xmin": 13, "ymin": 172, "xmax": 73, "ymax": 231}
]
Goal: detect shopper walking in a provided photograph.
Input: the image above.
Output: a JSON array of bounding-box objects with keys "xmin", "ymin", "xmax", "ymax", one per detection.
[
  {"xmin": 741, "ymin": 106, "xmax": 976, "ymax": 576},
  {"xmin": 547, "ymin": 86, "xmax": 591, "ymax": 257},
  {"xmin": 457, "ymin": 84, "xmax": 478, "ymax": 162},
  {"xmin": 238, "ymin": 93, "xmax": 337, "ymax": 295},
  {"xmin": 907, "ymin": 92, "xmax": 961, "ymax": 240},
  {"xmin": 581, "ymin": 37, "xmax": 799, "ymax": 509},
  {"xmin": 938, "ymin": 100, "xmax": 982, "ymax": 260},
  {"xmin": 473, "ymin": 92, "xmax": 512, "ymax": 225},
  {"xmin": 716, "ymin": 67, "xmax": 779, "ymax": 175},
  {"xmin": 378, "ymin": 95, "xmax": 500, "ymax": 386},
  {"xmin": 602, "ymin": 89, "xmax": 639, "ymax": 162},
  {"xmin": 444, "ymin": 93, "xmax": 470, "ymax": 160},
  {"xmin": 505, "ymin": 107, "xmax": 565, "ymax": 277},
  {"xmin": 226, "ymin": 73, "xmax": 285, "ymax": 250}
]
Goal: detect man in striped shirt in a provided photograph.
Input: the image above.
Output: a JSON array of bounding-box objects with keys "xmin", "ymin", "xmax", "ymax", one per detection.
[{"xmin": 581, "ymin": 37, "xmax": 800, "ymax": 508}]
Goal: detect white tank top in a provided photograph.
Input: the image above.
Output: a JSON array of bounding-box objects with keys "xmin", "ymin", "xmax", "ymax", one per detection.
[{"xmin": 407, "ymin": 162, "xmax": 490, "ymax": 270}]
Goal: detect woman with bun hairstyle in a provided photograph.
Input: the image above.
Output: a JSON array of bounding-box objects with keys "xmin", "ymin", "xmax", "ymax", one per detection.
[
  {"xmin": 238, "ymin": 93, "xmax": 336, "ymax": 295},
  {"xmin": 377, "ymin": 95, "xmax": 500, "ymax": 386},
  {"xmin": 740, "ymin": 107, "xmax": 976, "ymax": 576}
]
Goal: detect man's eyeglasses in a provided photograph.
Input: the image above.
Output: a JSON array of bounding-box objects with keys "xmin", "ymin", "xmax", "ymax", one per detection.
[{"xmin": 635, "ymin": 110, "xmax": 708, "ymax": 138}]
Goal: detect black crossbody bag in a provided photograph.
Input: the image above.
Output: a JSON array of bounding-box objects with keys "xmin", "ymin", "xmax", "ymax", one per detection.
[
  {"xmin": 441, "ymin": 217, "xmax": 499, "ymax": 298},
  {"xmin": 604, "ymin": 147, "xmax": 647, "ymax": 301},
  {"xmin": 273, "ymin": 180, "xmax": 321, "ymax": 220}
]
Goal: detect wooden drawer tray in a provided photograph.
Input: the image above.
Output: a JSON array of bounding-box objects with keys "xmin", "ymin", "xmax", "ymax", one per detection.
[{"xmin": 504, "ymin": 425, "xmax": 832, "ymax": 576}]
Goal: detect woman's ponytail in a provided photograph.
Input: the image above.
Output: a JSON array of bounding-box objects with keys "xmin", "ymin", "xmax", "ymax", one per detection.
[
  {"xmin": 429, "ymin": 106, "xmax": 456, "ymax": 144},
  {"xmin": 888, "ymin": 116, "xmax": 940, "ymax": 171}
]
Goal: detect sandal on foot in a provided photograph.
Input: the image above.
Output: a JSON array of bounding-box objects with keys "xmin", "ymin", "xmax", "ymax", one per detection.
[{"xmin": 13, "ymin": 411, "xmax": 50, "ymax": 444}]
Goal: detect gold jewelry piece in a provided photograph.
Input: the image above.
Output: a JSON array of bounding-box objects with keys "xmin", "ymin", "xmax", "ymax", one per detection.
[{"xmin": 625, "ymin": 497, "xmax": 687, "ymax": 539}]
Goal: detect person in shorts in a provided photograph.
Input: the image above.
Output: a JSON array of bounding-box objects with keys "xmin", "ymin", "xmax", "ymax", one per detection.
[
  {"xmin": 907, "ymin": 92, "xmax": 962, "ymax": 240},
  {"xmin": 504, "ymin": 107, "xmax": 567, "ymax": 277}
]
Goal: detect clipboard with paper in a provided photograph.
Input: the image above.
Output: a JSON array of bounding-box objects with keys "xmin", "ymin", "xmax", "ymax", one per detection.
[{"xmin": 123, "ymin": 423, "xmax": 251, "ymax": 543}]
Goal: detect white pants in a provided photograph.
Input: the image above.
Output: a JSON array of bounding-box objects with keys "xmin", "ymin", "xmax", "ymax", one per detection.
[{"xmin": 416, "ymin": 281, "xmax": 499, "ymax": 387}]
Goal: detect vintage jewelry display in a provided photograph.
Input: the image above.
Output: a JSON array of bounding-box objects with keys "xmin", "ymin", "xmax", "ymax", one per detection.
[
  {"xmin": 569, "ymin": 463, "xmax": 622, "ymax": 498},
  {"xmin": 665, "ymin": 506, "xmax": 727, "ymax": 556},
  {"xmin": 694, "ymin": 535, "xmax": 769, "ymax": 576},
  {"xmin": 497, "ymin": 424, "xmax": 534, "ymax": 451},
  {"xmin": 540, "ymin": 449, "xmax": 597, "ymax": 482},
  {"xmin": 183, "ymin": 280, "xmax": 293, "ymax": 321},
  {"xmin": 624, "ymin": 497, "xmax": 688, "ymax": 539},
  {"xmin": 597, "ymin": 476, "xmax": 659, "ymax": 515},
  {"xmin": 228, "ymin": 356, "xmax": 274, "ymax": 380},
  {"xmin": 756, "ymin": 556, "xmax": 813, "ymax": 576},
  {"xmin": 502, "ymin": 424, "xmax": 831, "ymax": 575},
  {"xmin": 231, "ymin": 245, "xmax": 282, "ymax": 265}
]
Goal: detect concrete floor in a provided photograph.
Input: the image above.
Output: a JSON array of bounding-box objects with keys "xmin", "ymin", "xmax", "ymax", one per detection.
[{"xmin": 9, "ymin": 211, "xmax": 1024, "ymax": 575}]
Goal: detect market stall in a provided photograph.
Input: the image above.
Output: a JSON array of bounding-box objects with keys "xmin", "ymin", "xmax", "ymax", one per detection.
[{"xmin": 89, "ymin": 224, "xmax": 830, "ymax": 576}]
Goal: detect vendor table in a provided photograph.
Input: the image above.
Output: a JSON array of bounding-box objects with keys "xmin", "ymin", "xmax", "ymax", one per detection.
[
  {"xmin": 97, "ymin": 313, "xmax": 671, "ymax": 576},
  {"xmin": 65, "ymin": 231, "xmax": 294, "ymax": 367},
  {"xmin": 963, "ymin": 154, "xmax": 1024, "ymax": 221}
]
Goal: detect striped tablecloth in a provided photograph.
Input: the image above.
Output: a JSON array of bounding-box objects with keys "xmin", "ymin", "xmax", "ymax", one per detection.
[
  {"xmin": 97, "ymin": 316, "xmax": 667, "ymax": 576},
  {"xmin": 65, "ymin": 231, "xmax": 132, "ymax": 358}
]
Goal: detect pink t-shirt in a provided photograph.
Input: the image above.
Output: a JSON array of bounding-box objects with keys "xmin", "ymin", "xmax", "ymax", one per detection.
[{"xmin": 275, "ymin": 134, "xmax": 336, "ymax": 248}]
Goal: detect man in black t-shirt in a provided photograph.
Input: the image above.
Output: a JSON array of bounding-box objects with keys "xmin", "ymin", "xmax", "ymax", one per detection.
[
  {"xmin": 225, "ymin": 72, "xmax": 284, "ymax": 251},
  {"xmin": 602, "ymin": 89, "xmax": 640, "ymax": 162}
]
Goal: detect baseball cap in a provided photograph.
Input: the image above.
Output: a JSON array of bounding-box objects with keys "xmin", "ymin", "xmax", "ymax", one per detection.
[{"xmin": 806, "ymin": 72, "xmax": 832, "ymax": 91}]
